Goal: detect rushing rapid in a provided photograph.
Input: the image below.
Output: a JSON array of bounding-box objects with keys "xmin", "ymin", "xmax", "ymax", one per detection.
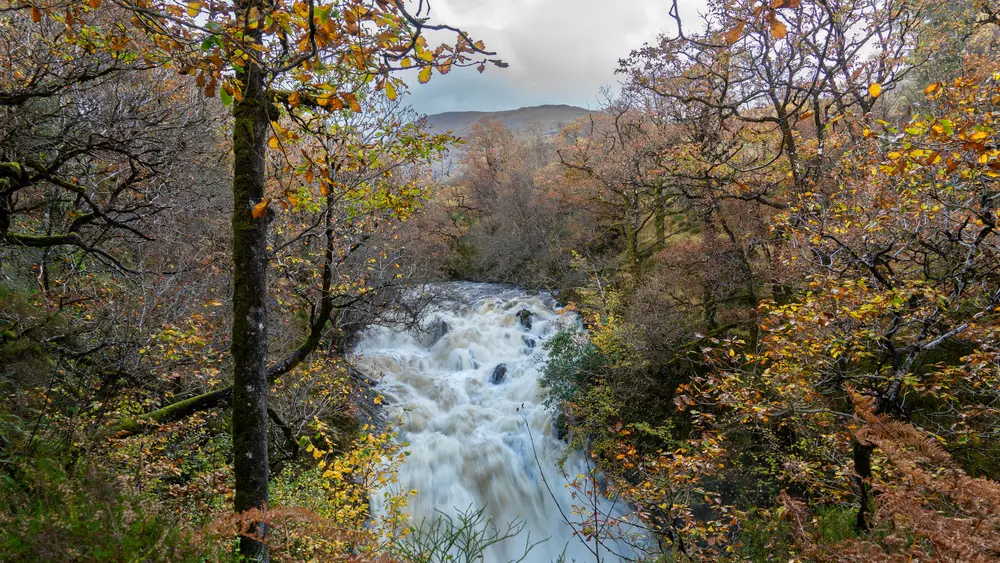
[{"xmin": 353, "ymin": 283, "xmax": 632, "ymax": 562}]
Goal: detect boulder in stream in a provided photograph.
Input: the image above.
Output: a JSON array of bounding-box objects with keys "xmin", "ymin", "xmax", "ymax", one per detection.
[
  {"xmin": 516, "ymin": 309, "xmax": 533, "ymax": 330},
  {"xmin": 489, "ymin": 363, "xmax": 508, "ymax": 384},
  {"xmin": 421, "ymin": 319, "xmax": 450, "ymax": 347}
]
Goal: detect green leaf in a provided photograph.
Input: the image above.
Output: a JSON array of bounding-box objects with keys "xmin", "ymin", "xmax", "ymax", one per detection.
[
  {"xmin": 200, "ymin": 34, "xmax": 222, "ymax": 51},
  {"xmin": 220, "ymin": 87, "xmax": 233, "ymax": 107}
]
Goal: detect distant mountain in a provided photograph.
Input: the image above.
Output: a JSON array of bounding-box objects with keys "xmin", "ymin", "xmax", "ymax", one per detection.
[{"xmin": 423, "ymin": 104, "xmax": 592, "ymax": 139}]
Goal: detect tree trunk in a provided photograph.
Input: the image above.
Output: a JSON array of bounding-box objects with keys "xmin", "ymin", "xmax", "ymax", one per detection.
[
  {"xmin": 853, "ymin": 439, "xmax": 874, "ymax": 533},
  {"xmin": 231, "ymin": 5, "xmax": 271, "ymax": 558},
  {"xmin": 654, "ymin": 186, "xmax": 666, "ymax": 252}
]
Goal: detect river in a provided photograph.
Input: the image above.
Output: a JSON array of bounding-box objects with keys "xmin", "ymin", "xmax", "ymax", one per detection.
[{"xmin": 353, "ymin": 282, "xmax": 635, "ymax": 562}]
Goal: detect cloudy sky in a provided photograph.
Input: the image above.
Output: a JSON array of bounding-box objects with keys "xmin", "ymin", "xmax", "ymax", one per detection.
[{"xmin": 404, "ymin": 0, "xmax": 706, "ymax": 115}]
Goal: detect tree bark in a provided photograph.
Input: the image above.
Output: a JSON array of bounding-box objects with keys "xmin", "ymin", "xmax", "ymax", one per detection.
[{"xmin": 231, "ymin": 5, "xmax": 271, "ymax": 558}]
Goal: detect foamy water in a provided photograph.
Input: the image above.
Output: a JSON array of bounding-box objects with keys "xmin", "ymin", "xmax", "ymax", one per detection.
[{"xmin": 353, "ymin": 283, "xmax": 635, "ymax": 562}]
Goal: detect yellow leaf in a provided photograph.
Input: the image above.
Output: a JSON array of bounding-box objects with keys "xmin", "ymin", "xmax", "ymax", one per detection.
[
  {"xmin": 186, "ymin": 1, "xmax": 200, "ymax": 17},
  {"xmin": 385, "ymin": 80, "xmax": 397, "ymax": 101},
  {"xmin": 312, "ymin": 448, "xmax": 323, "ymax": 459},
  {"xmin": 268, "ymin": 137, "xmax": 279, "ymax": 149},
  {"xmin": 418, "ymin": 65, "xmax": 432, "ymax": 84},
  {"xmin": 251, "ymin": 199, "xmax": 270, "ymax": 219},
  {"xmin": 868, "ymin": 82, "xmax": 882, "ymax": 98},
  {"xmin": 373, "ymin": 395, "xmax": 383, "ymax": 405},
  {"xmin": 288, "ymin": 91, "xmax": 300, "ymax": 108}
]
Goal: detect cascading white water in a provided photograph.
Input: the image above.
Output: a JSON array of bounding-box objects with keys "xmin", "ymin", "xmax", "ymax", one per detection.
[{"xmin": 353, "ymin": 282, "xmax": 633, "ymax": 562}]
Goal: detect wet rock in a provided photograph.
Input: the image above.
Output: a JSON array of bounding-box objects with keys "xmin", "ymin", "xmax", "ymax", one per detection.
[
  {"xmin": 489, "ymin": 363, "xmax": 508, "ymax": 384},
  {"xmin": 521, "ymin": 335, "xmax": 536, "ymax": 349},
  {"xmin": 516, "ymin": 309, "xmax": 533, "ymax": 330},
  {"xmin": 422, "ymin": 319, "xmax": 449, "ymax": 347}
]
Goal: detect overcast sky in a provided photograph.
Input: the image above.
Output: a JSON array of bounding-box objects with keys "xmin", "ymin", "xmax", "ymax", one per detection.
[{"xmin": 404, "ymin": 0, "xmax": 706, "ymax": 115}]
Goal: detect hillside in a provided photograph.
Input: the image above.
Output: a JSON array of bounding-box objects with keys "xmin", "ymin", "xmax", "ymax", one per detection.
[{"xmin": 424, "ymin": 104, "xmax": 592, "ymax": 138}]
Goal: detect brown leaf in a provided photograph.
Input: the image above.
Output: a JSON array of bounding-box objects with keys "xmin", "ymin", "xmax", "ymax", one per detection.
[{"xmin": 31, "ymin": 6, "xmax": 41, "ymax": 22}]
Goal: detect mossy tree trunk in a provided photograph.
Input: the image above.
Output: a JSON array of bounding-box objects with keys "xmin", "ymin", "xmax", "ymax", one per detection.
[{"xmin": 231, "ymin": 2, "xmax": 271, "ymax": 559}]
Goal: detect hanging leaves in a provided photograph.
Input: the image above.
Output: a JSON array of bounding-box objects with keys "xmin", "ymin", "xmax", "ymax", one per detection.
[
  {"xmin": 869, "ymin": 82, "xmax": 882, "ymax": 98},
  {"xmin": 418, "ymin": 65, "xmax": 432, "ymax": 84}
]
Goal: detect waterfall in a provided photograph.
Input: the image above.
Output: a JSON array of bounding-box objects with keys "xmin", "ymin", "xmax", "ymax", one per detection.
[{"xmin": 353, "ymin": 282, "xmax": 634, "ymax": 562}]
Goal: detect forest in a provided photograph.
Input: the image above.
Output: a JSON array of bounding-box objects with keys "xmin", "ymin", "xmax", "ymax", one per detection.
[{"xmin": 2, "ymin": 0, "xmax": 1000, "ymax": 561}]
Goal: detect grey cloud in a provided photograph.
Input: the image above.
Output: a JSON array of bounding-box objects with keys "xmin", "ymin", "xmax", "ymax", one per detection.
[{"xmin": 404, "ymin": 0, "xmax": 706, "ymax": 115}]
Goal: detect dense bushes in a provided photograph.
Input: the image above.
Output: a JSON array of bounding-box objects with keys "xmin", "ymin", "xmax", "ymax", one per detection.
[{"xmin": 0, "ymin": 448, "xmax": 223, "ymax": 562}]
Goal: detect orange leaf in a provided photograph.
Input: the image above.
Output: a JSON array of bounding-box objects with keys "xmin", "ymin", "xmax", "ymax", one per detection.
[
  {"xmin": 924, "ymin": 82, "xmax": 940, "ymax": 96},
  {"xmin": 724, "ymin": 21, "xmax": 746, "ymax": 45},
  {"xmin": 251, "ymin": 199, "xmax": 271, "ymax": 219},
  {"xmin": 88, "ymin": 0, "xmax": 101, "ymax": 8},
  {"xmin": 288, "ymin": 91, "xmax": 300, "ymax": 107},
  {"xmin": 770, "ymin": 20, "xmax": 787, "ymax": 40},
  {"xmin": 340, "ymin": 91, "xmax": 361, "ymax": 113}
]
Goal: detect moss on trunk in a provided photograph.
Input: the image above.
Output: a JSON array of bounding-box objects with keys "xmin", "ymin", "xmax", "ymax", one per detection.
[{"xmin": 230, "ymin": 5, "xmax": 271, "ymax": 558}]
